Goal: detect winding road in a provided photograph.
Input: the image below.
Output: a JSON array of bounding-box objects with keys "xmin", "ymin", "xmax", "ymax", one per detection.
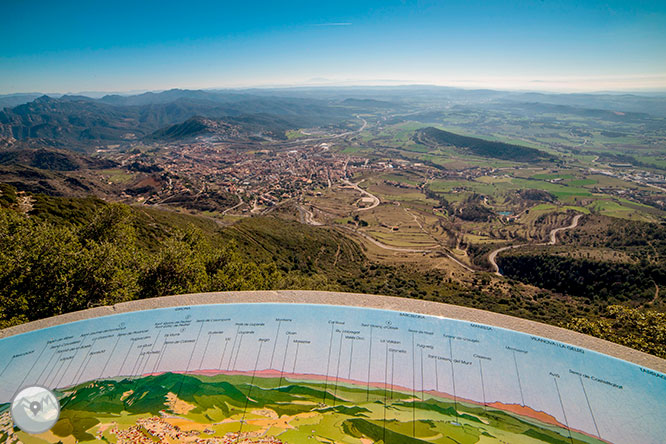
[
  {"xmin": 488, "ymin": 213, "xmax": 582, "ymax": 276},
  {"xmin": 222, "ymin": 194, "xmax": 245, "ymax": 215},
  {"xmin": 343, "ymin": 179, "xmax": 380, "ymax": 211},
  {"xmin": 343, "ymin": 227, "xmax": 437, "ymax": 253},
  {"xmin": 298, "ymin": 204, "xmax": 323, "ymax": 226},
  {"xmin": 286, "ymin": 115, "xmax": 367, "ymax": 145}
]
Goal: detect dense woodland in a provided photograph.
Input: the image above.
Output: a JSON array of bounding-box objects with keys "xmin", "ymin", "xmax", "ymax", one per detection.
[
  {"xmin": 415, "ymin": 126, "xmax": 553, "ymax": 162},
  {"xmin": 566, "ymin": 305, "xmax": 666, "ymax": 358},
  {"xmin": 560, "ymin": 214, "xmax": 666, "ymax": 258},
  {"xmin": 495, "ymin": 253, "xmax": 665, "ymax": 303},
  {"xmin": 496, "ymin": 214, "xmax": 666, "ymax": 306}
]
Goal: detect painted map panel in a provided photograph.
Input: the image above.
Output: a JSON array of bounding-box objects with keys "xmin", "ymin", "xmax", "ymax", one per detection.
[{"xmin": 0, "ymin": 303, "xmax": 664, "ymax": 443}]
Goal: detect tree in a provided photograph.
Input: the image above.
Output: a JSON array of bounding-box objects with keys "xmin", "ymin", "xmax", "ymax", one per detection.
[{"xmin": 566, "ymin": 305, "xmax": 666, "ymax": 358}]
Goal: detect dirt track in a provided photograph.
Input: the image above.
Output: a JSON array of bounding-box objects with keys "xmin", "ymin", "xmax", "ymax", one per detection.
[{"xmin": 488, "ymin": 213, "xmax": 582, "ymax": 276}]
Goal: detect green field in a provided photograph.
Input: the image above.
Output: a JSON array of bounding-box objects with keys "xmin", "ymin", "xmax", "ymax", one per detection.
[{"xmin": 99, "ymin": 168, "xmax": 136, "ymax": 184}]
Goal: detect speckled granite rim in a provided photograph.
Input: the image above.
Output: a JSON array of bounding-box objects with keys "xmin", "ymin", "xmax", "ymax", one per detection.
[{"xmin": 1, "ymin": 290, "xmax": 664, "ymax": 373}]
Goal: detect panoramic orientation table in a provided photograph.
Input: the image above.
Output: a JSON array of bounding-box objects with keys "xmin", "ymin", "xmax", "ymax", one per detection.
[{"xmin": 1, "ymin": 290, "xmax": 664, "ymax": 444}]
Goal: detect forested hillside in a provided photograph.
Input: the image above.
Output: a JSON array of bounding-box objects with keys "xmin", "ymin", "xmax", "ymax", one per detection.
[
  {"xmin": 496, "ymin": 253, "xmax": 665, "ymax": 303},
  {"xmin": 1, "ymin": 185, "xmax": 664, "ymax": 356},
  {"xmin": 496, "ymin": 214, "xmax": 666, "ymax": 308},
  {"xmin": 415, "ymin": 126, "xmax": 553, "ymax": 162}
]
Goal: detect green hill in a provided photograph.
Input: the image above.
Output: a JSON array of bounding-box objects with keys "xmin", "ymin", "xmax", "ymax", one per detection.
[
  {"xmin": 150, "ymin": 114, "xmax": 295, "ymax": 141},
  {"xmin": 415, "ymin": 127, "xmax": 553, "ymax": 162},
  {"xmin": 0, "ymin": 146, "xmax": 116, "ymax": 171}
]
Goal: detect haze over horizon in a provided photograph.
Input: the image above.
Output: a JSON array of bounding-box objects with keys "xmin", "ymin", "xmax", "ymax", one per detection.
[
  {"xmin": 6, "ymin": 81, "xmax": 666, "ymax": 100},
  {"xmin": 1, "ymin": 0, "xmax": 665, "ymax": 94}
]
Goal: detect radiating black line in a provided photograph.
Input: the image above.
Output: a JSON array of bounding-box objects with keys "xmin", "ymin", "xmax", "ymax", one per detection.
[
  {"xmin": 390, "ymin": 349, "xmax": 395, "ymax": 400},
  {"xmin": 128, "ymin": 343, "xmax": 148, "ymax": 380},
  {"xmin": 100, "ymin": 336, "xmax": 121, "ymax": 379},
  {"xmin": 478, "ymin": 359, "xmax": 487, "ymax": 410},
  {"xmin": 16, "ymin": 342, "xmax": 48, "ymax": 391},
  {"xmin": 347, "ymin": 338, "xmax": 355, "ymax": 380},
  {"xmin": 231, "ymin": 334, "xmax": 244, "ymax": 371},
  {"xmin": 553, "ymin": 377, "xmax": 574, "ymax": 444},
  {"xmin": 73, "ymin": 347, "xmax": 95, "ymax": 387},
  {"xmin": 332, "ymin": 331, "xmax": 344, "ymax": 407},
  {"xmin": 138, "ymin": 332, "xmax": 162, "ymax": 377},
  {"xmin": 41, "ymin": 353, "xmax": 61, "ymax": 387},
  {"xmin": 269, "ymin": 320, "xmax": 282, "ymax": 369},
  {"xmin": 36, "ymin": 351, "xmax": 57, "ymax": 386},
  {"xmin": 199, "ymin": 334, "xmax": 213, "ymax": 370},
  {"xmin": 226, "ymin": 326, "xmax": 240, "ymax": 371},
  {"xmin": 420, "ymin": 348, "xmax": 424, "ymax": 401},
  {"xmin": 322, "ymin": 323, "xmax": 335, "ymax": 405},
  {"xmin": 279, "ymin": 336, "xmax": 291, "ymax": 386},
  {"xmin": 411, "ymin": 332, "xmax": 416, "ymax": 437},
  {"xmin": 71, "ymin": 338, "xmax": 98, "ymax": 387},
  {"xmin": 292, "ymin": 341, "xmax": 301, "ymax": 374},
  {"xmin": 46, "ymin": 357, "xmax": 66, "ymax": 389},
  {"xmin": 154, "ymin": 342, "xmax": 170, "ymax": 373},
  {"xmin": 176, "ymin": 322, "xmax": 205, "ymax": 398},
  {"xmin": 132, "ymin": 346, "xmax": 150, "ymax": 380},
  {"xmin": 218, "ymin": 337, "xmax": 230, "ymax": 370},
  {"xmin": 55, "ymin": 355, "xmax": 75, "ymax": 390},
  {"xmin": 237, "ymin": 341, "xmax": 264, "ymax": 443},
  {"xmin": 383, "ymin": 342, "xmax": 388, "ymax": 444},
  {"xmin": 579, "ymin": 376, "xmax": 601, "ymax": 438},
  {"xmin": 512, "ymin": 350, "xmax": 525, "ymax": 406},
  {"xmin": 152, "ymin": 341, "xmax": 168, "ymax": 375},
  {"xmin": 118, "ymin": 341, "xmax": 136, "ymax": 377},
  {"xmin": 59, "ymin": 350, "xmax": 97, "ymax": 412},
  {"xmin": 449, "ymin": 338, "xmax": 458, "ymax": 415},
  {"xmin": 55, "ymin": 347, "xmax": 81, "ymax": 390},
  {"xmin": 0, "ymin": 357, "xmax": 13, "ymax": 378}
]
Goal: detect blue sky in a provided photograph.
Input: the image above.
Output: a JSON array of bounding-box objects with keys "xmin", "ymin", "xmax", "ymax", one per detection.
[{"xmin": 1, "ymin": 0, "xmax": 665, "ymax": 93}]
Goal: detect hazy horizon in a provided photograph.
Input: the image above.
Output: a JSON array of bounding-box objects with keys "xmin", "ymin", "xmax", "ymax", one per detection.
[{"xmin": 4, "ymin": 82, "xmax": 666, "ymax": 100}]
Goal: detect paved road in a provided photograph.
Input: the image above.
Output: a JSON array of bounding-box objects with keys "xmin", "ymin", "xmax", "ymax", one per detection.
[
  {"xmin": 489, "ymin": 213, "xmax": 582, "ymax": 276},
  {"xmin": 298, "ymin": 205, "xmax": 323, "ymax": 226},
  {"xmin": 286, "ymin": 115, "xmax": 367, "ymax": 145},
  {"xmin": 338, "ymin": 227, "xmax": 475, "ymax": 272},
  {"xmin": 222, "ymin": 195, "xmax": 244, "ymax": 215},
  {"xmin": 343, "ymin": 179, "xmax": 380, "ymax": 211},
  {"xmin": 548, "ymin": 213, "xmax": 582, "ymax": 245},
  {"xmin": 342, "ymin": 226, "xmax": 438, "ymax": 253},
  {"xmin": 297, "ymin": 197, "xmax": 472, "ymax": 270}
]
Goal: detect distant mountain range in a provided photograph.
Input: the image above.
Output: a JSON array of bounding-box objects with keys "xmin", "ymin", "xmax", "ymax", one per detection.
[
  {"xmin": 1, "ymin": 86, "xmax": 665, "ymax": 151},
  {"xmin": 0, "ymin": 93, "xmax": 44, "ymax": 109},
  {"xmin": 149, "ymin": 114, "xmax": 296, "ymax": 141},
  {"xmin": 0, "ymin": 89, "xmax": 358, "ymax": 150}
]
